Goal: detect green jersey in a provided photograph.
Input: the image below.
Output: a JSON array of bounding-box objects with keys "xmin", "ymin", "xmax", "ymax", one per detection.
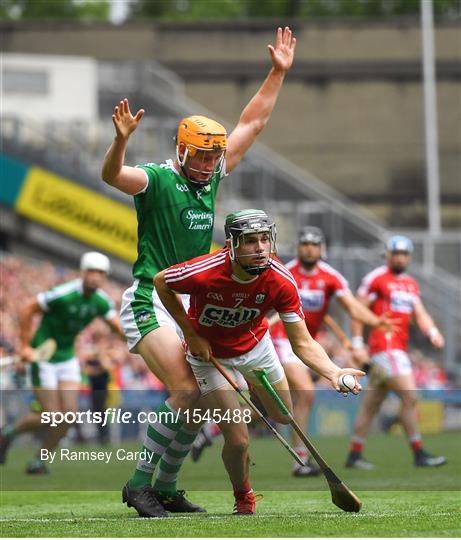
[
  {"xmin": 33, "ymin": 278, "xmax": 116, "ymax": 363},
  {"xmin": 132, "ymin": 159, "xmax": 225, "ymax": 280}
]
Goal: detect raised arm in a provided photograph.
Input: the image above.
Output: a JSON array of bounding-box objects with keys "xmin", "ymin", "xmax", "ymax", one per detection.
[
  {"xmin": 101, "ymin": 98, "xmax": 147, "ymax": 195},
  {"xmin": 283, "ymin": 319, "xmax": 364, "ymax": 393},
  {"xmin": 413, "ymin": 301, "xmax": 445, "ymax": 349},
  {"xmin": 225, "ymin": 27, "xmax": 296, "ymax": 173}
]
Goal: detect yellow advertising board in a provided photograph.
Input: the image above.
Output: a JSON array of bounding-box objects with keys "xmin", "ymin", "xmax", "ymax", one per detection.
[{"xmin": 16, "ymin": 167, "xmax": 138, "ymax": 262}]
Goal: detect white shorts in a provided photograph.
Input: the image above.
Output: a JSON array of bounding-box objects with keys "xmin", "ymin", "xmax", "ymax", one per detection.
[
  {"xmin": 371, "ymin": 349, "xmax": 412, "ymax": 379},
  {"xmin": 120, "ymin": 279, "xmax": 189, "ymax": 351},
  {"xmin": 272, "ymin": 337, "xmax": 306, "ymax": 368},
  {"xmin": 31, "ymin": 357, "xmax": 81, "ymax": 389},
  {"xmin": 188, "ymin": 332, "xmax": 284, "ymax": 396}
]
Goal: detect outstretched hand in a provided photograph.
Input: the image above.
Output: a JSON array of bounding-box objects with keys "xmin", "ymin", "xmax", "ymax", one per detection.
[
  {"xmin": 112, "ymin": 98, "xmax": 145, "ymax": 141},
  {"xmin": 268, "ymin": 26, "xmax": 296, "ymax": 73},
  {"xmin": 332, "ymin": 368, "xmax": 366, "ymax": 396}
]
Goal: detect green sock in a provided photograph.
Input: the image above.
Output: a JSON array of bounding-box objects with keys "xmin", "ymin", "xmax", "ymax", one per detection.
[
  {"xmin": 129, "ymin": 401, "xmax": 184, "ymax": 490},
  {"xmin": 153, "ymin": 425, "xmax": 198, "ymax": 495}
]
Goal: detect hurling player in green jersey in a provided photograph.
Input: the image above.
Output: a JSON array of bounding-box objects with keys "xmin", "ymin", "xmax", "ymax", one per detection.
[
  {"xmin": 0, "ymin": 252, "xmax": 124, "ymax": 474},
  {"xmin": 101, "ymin": 27, "xmax": 296, "ymax": 517}
]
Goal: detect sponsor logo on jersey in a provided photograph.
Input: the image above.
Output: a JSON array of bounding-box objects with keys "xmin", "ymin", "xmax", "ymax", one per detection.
[
  {"xmin": 198, "ymin": 304, "xmax": 261, "ymax": 328},
  {"xmin": 299, "ymin": 290, "xmax": 325, "ymax": 312},
  {"xmin": 207, "ymin": 292, "xmax": 224, "ymax": 301},
  {"xmin": 255, "ymin": 293, "xmax": 266, "ymax": 304},
  {"xmin": 137, "ymin": 310, "xmax": 153, "ymax": 323},
  {"xmin": 176, "ymin": 183, "xmax": 190, "ymax": 192},
  {"xmin": 180, "ymin": 208, "xmax": 214, "ymax": 231},
  {"xmin": 390, "ymin": 291, "xmax": 415, "ymax": 314}
]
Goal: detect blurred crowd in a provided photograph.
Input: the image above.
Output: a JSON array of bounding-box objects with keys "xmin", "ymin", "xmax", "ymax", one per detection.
[{"xmin": 0, "ymin": 253, "xmax": 450, "ymax": 392}]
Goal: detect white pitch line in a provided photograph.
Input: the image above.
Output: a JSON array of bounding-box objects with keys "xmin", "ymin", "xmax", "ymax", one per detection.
[{"xmin": 0, "ymin": 511, "xmax": 454, "ymax": 523}]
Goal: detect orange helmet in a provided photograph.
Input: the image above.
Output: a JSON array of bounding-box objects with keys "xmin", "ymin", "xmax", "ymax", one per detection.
[
  {"xmin": 176, "ymin": 115, "xmax": 227, "ymax": 156},
  {"xmin": 176, "ymin": 116, "xmax": 227, "ymax": 185}
]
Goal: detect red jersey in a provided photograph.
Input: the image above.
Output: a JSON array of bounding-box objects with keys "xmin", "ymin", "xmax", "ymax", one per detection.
[
  {"xmin": 164, "ymin": 248, "xmax": 304, "ymax": 358},
  {"xmin": 270, "ymin": 259, "xmax": 349, "ymax": 340},
  {"xmin": 357, "ymin": 265, "xmax": 421, "ymax": 354}
]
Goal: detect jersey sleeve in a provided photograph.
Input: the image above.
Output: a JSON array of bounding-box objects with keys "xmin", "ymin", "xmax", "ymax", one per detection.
[
  {"xmin": 329, "ymin": 271, "xmax": 350, "ymax": 297},
  {"xmin": 134, "ymin": 163, "xmax": 160, "ymax": 197},
  {"xmin": 357, "ymin": 272, "xmax": 379, "ymax": 302},
  {"xmin": 272, "ymin": 275, "xmax": 305, "ymax": 323},
  {"xmin": 98, "ymin": 293, "xmax": 117, "ymax": 320},
  {"xmin": 36, "ymin": 287, "xmax": 65, "ymax": 312}
]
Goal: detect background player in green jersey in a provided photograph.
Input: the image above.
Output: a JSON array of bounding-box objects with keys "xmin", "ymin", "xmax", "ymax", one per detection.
[
  {"xmin": 0, "ymin": 252, "xmax": 123, "ymax": 474},
  {"xmin": 101, "ymin": 27, "xmax": 296, "ymax": 517}
]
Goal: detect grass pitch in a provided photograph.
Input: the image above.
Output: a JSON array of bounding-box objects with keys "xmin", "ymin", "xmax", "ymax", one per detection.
[{"xmin": 1, "ymin": 432, "xmax": 460, "ymax": 537}]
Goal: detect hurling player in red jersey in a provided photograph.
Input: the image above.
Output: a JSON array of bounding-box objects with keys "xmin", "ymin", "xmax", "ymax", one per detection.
[
  {"xmin": 269, "ymin": 226, "xmax": 395, "ymax": 477},
  {"xmin": 155, "ymin": 209, "xmax": 365, "ymax": 515},
  {"xmin": 346, "ymin": 235, "xmax": 446, "ymax": 470}
]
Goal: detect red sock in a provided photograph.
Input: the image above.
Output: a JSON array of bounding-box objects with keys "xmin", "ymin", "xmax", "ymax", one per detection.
[
  {"xmin": 410, "ymin": 438, "xmax": 423, "ymax": 452},
  {"xmin": 351, "ymin": 441, "xmax": 364, "ymax": 454},
  {"xmin": 233, "ymin": 480, "xmax": 251, "ymax": 494}
]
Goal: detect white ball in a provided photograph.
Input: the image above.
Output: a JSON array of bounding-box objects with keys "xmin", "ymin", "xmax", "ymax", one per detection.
[{"xmin": 338, "ymin": 374, "xmax": 356, "ymax": 392}]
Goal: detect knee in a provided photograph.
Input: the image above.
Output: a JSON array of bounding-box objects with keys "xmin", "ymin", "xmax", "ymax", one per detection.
[
  {"xmin": 224, "ymin": 430, "xmax": 250, "ymax": 455},
  {"xmin": 168, "ymin": 386, "xmax": 201, "ymax": 410},
  {"xmin": 401, "ymin": 393, "xmax": 417, "ymax": 408}
]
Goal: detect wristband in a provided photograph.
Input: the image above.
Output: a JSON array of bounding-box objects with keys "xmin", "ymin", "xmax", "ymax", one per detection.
[
  {"xmin": 428, "ymin": 327, "xmax": 440, "ymax": 339},
  {"xmin": 351, "ymin": 336, "xmax": 364, "ymax": 350}
]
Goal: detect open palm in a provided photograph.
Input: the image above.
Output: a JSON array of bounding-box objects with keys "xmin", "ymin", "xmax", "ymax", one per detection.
[
  {"xmin": 112, "ymin": 98, "xmax": 145, "ymax": 140},
  {"xmin": 268, "ymin": 26, "xmax": 296, "ymax": 73}
]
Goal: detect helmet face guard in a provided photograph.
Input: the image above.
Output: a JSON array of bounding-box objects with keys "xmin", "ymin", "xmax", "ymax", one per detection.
[
  {"xmin": 176, "ymin": 115, "xmax": 227, "ymax": 186},
  {"xmin": 225, "ymin": 209, "xmax": 277, "ymax": 276},
  {"xmin": 176, "ymin": 145, "xmax": 225, "ymax": 186}
]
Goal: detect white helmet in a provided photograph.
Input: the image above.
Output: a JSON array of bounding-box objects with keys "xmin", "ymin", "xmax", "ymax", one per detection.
[{"xmin": 80, "ymin": 252, "xmax": 110, "ymax": 273}]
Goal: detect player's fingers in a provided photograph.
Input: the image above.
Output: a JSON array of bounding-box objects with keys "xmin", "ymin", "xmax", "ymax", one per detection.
[
  {"xmin": 283, "ymin": 26, "xmax": 291, "ymax": 46},
  {"xmin": 135, "ymin": 109, "xmax": 145, "ymax": 122},
  {"xmin": 275, "ymin": 26, "xmax": 282, "ymax": 47},
  {"xmin": 267, "ymin": 44, "xmax": 275, "ymax": 59},
  {"xmin": 345, "ymin": 368, "xmax": 366, "ymax": 378},
  {"xmin": 291, "ymin": 36, "xmax": 297, "ymax": 51}
]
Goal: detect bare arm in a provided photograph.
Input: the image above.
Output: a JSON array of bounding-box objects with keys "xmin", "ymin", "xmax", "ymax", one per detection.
[
  {"xmin": 283, "ymin": 320, "xmax": 364, "ymax": 393},
  {"xmin": 323, "ymin": 314, "xmax": 352, "ymax": 350},
  {"xmin": 19, "ymin": 298, "xmax": 44, "ymax": 360},
  {"xmin": 101, "ymin": 98, "xmax": 147, "ymax": 195},
  {"xmin": 154, "ymin": 271, "xmax": 212, "ymax": 359},
  {"xmin": 225, "ymin": 27, "xmax": 296, "ymax": 173},
  {"xmin": 413, "ymin": 301, "xmax": 445, "ymax": 348},
  {"xmin": 105, "ymin": 317, "xmax": 126, "ymax": 341},
  {"xmin": 350, "ymin": 295, "xmax": 371, "ymax": 367}
]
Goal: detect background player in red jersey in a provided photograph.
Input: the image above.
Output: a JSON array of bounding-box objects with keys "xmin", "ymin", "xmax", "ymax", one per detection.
[
  {"xmin": 346, "ymin": 235, "xmax": 446, "ymax": 469},
  {"xmin": 155, "ymin": 209, "xmax": 365, "ymax": 515},
  {"xmin": 269, "ymin": 226, "xmax": 395, "ymax": 477}
]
